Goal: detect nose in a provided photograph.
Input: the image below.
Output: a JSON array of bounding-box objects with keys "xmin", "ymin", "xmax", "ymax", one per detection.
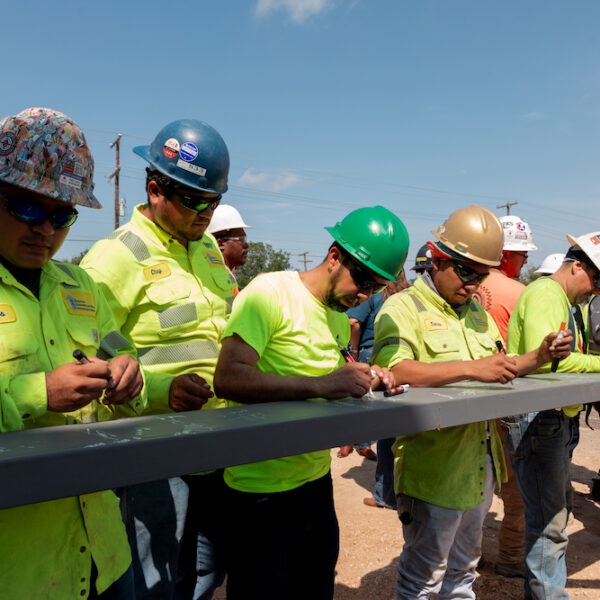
[{"xmin": 31, "ymin": 219, "xmax": 55, "ymax": 236}]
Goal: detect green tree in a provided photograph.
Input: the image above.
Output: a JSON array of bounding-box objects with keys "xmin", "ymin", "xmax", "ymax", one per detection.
[
  {"xmin": 235, "ymin": 242, "xmax": 293, "ymax": 289},
  {"xmin": 518, "ymin": 264, "xmax": 541, "ymax": 285},
  {"xmin": 66, "ymin": 249, "xmax": 89, "ymax": 265}
]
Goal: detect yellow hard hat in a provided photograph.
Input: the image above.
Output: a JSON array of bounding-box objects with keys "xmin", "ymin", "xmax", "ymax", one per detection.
[{"xmin": 432, "ymin": 205, "xmax": 503, "ymax": 266}]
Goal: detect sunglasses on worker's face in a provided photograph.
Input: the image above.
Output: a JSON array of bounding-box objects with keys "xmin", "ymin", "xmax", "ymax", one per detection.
[
  {"xmin": 0, "ymin": 191, "xmax": 78, "ymax": 229},
  {"xmin": 446, "ymin": 259, "xmax": 489, "ymax": 285},
  {"xmin": 169, "ymin": 186, "xmax": 221, "ymax": 213},
  {"xmin": 344, "ymin": 256, "xmax": 387, "ymax": 293}
]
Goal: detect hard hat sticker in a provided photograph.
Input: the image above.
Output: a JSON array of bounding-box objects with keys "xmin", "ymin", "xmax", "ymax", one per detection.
[
  {"xmin": 177, "ymin": 158, "xmax": 206, "ymax": 176},
  {"xmin": 0, "ymin": 132, "xmax": 16, "ymax": 156},
  {"xmin": 163, "ymin": 138, "xmax": 180, "ymax": 159},
  {"xmin": 59, "ymin": 173, "xmax": 83, "ymax": 190},
  {"xmin": 590, "ymin": 235, "xmax": 600, "ymax": 246},
  {"xmin": 179, "ymin": 142, "xmax": 199, "ymax": 162}
]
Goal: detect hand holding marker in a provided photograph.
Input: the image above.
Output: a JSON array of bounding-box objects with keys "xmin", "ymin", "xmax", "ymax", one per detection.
[
  {"xmin": 73, "ymin": 349, "xmax": 110, "ymax": 405},
  {"xmin": 495, "ymin": 339, "xmax": 514, "ymax": 386},
  {"xmin": 340, "ymin": 348, "xmax": 409, "ymax": 397},
  {"xmin": 551, "ymin": 322, "xmax": 567, "ymax": 373}
]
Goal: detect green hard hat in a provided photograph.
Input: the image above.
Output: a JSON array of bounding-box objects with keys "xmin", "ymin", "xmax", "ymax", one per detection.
[{"xmin": 325, "ymin": 206, "xmax": 410, "ymax": 280}]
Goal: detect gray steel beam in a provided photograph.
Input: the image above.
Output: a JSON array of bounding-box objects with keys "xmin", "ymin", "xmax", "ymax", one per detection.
[{"xmin": 1, "ymin": 372, "xmax": 599, "ymax": 509}]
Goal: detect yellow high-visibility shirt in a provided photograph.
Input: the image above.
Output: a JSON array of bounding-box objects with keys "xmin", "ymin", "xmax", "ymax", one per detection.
[
  {"xmin": 508, "ymin": 277, "xmax": 596, "ymax": 416},
  {"xmin": 0, "ymin": 259, "xmax": 138, "ymax": 598},
  {"xmin": 372, "ymin": 275, "xmax": 507, "ymax": 510},
  {"xmin": 222, "ymin": 271, "xmax": 350, "ymax": 493},
  {"xmin": 81, "ymin": 204, "xmax": 237, "ymax": 414}
]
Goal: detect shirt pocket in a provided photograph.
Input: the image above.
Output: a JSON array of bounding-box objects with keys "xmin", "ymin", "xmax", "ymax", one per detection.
[
  {"xmin": 467, "ymin": 330, "xmax": 497, "ymax": 359},
  {"xmin": 0, "ymin": 326, "xmax": 39, "ymax": 372},
  {"xmin": 145, "ymin": 278, "xmax": 198, "ymax": 338},
  {"xmin": 66, "ymin": 323, "xmax": 99, "ymax": 357},
  {"xmin": 423, "ymin": 331, "xmax": 462, "ymax": 362}
]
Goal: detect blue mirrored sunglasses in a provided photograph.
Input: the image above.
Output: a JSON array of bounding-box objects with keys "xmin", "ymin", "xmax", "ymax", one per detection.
[{"xmin": 1, "ymin": 192, "xmax": 78, "ymax": 229}]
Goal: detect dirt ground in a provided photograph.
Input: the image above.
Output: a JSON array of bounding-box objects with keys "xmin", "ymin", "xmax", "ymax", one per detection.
[{"xmin": 215, "ymin": 413, "xmax": 600, "ymax": 599}]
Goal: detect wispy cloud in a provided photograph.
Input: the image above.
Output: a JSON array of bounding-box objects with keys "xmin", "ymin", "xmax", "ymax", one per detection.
[
  {"xmin": 254, "ymin": 0, "xmax": 337, "ymax": 23},
  {"xmin": 520, "ymin": 111, "xmax": 546, "ymax": 120},
  {"xmin": 238, "ymin": 168, "xmax": 301, "ymax": 192}
]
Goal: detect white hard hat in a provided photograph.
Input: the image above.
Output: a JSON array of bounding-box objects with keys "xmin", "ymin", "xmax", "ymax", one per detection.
[
  {"xmin": 500, "ymin": 215, "xmax": 538, "ymax": 251},
  {"xmin": 566, "ymin": 232, "xmax": 600, "ymax": 271},
  {"xmin": 535, "ymin": 253, "xmax": 565, "ymax": 275},
  {"xmin": 207, "ymin": 204, "xmax": 252, "ymax": 234}
]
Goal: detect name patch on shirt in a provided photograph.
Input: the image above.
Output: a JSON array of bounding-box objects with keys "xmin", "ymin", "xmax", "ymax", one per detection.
[
  {"xmin": 424, "ymin": 318, "xmax": 447, "ymax": 331},
  {"xmin": 144, "ymin": 263, "xmax": 171, "ymax": 282},
  {"xmin": 203, "ymin": 250, "xmax": 224, "ymax": 267},
  {"xmin": 0, "ymin": 304, "xmax": 16, "ymax": 323},
  {"xmin": 61, "ymin": 292, "xmax": 96, "ymax": 317}
]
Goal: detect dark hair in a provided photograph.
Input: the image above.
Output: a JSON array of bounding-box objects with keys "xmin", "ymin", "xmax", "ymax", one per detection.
[{"xmin": 565, "ymin": 245, "xmax": 598, "ymax": 271}]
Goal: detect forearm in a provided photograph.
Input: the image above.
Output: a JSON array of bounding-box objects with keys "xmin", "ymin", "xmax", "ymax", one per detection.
[
  {"xmin": 515, "ymin": 349, "xmax": 546, "ymax": 377},
  {"xmin": 391, "ymin": 359, "xmax": 472, "ymax": 387},
  {"xmin": 214, "ymin": 362, "xmax": 323, "ymax": 403}
]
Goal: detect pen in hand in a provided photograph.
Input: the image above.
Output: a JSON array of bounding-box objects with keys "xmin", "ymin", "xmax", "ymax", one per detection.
[
  {"xmin": 495, "ymin": 339, "xmax": 514, "ymax": 386},
  {"xmin": 73, "ymin": 349, "xmax": 90, "ymax": 364},
  {"xmin": 551, "ymin": 322, "xmax": 567, "ymax": 373}
]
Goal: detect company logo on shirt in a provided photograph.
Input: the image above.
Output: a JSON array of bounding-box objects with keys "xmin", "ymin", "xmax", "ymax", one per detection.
[
  {"xmin": 143, "ymin": 263, "xmax": 172, "ymax": 282},
  {"xmin": 61, "ymin": 292, "xmax": 96, "ymax": 317},
  {"xmin": 0, "ymin": 304, "xmax": 17, "ymax": 323},
  {"xmin": 424, "ymin": 318, "xmax": 447, "ymax": 331},
  {"xmin": 470, "ymin": 313, "xmax": 488, "ymax": 331},
  {"xmin": 203, "ymin": 250, "xmax": 224, "ymax": 267}
]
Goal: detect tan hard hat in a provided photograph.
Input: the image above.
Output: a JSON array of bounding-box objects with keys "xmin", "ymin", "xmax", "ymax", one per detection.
[{"xmin": 432, "ymin": 205, "xmax": 503, "ymax": 266}]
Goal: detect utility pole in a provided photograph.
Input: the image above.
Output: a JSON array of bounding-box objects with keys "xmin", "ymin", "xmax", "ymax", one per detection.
[
  {"xmin": 108, "ymin": 134, "xmax": 122, "ymax": 230},
  {"xmin": 496, "ymin": 200, "xmax": 518, "ymax": 216},
  {"xmin": 298, "ymin": 251, "xmax": 312, "ymax": 271}
]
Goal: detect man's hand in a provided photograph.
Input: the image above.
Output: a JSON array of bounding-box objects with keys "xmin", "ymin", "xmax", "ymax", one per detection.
[
  {"xmin": 169, "ymin": 373, "xmax": 214, "ymax": 412},
  {"xmin": 369, "ymin": 364, "xmax": 395, "ymax": 391},
  {"xmin": 538, "ymin": 329, "xmax": 573, "ymax": 364},
  {"xmin": 316, "ymin": 362, "xmax": 373, "ymax": 399},
  {"xmin": 46, "ymin": 356, "xmax": 111, "ymax": 413},
  {"xmin": 471, "ymin": 353, "xmax": 519, "ymax": 384},
  {"xmin": 103, "ymin": 355, "xmax": 144, "ymax": 405}
]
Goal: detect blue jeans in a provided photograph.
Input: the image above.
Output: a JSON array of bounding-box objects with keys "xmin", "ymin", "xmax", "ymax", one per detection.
[
  {"xmin": 119, "ymin": 472, "xmax": 225, "ymax": 600},
  {"xmin": 502, "ymin": 410, "xmax": 574, "ymax": 600},
  {"xmin": 372, "ymin": 437, "xmax": 397, "ymax": 509},
  {"xmin": 395, "ymin": 454, "xmax": 495, "ymax": 599}
]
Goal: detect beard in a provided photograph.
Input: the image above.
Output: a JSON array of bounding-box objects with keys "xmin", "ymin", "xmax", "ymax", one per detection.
[{"xmin": 323, "ymin": 268, "xmax": 351, "ymax": 312}]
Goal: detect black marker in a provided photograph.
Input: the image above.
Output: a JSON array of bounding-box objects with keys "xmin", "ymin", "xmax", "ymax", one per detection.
[
  {"xmin": 340, "ymin": 348, "xmax": 355, "ymax": 363},
  {"xmin": 384, "ymin": 384, "xmax": 410, "ymax": 397},
  {"xmin": 73, "ymin": 349, "xmax": 90, "ymax": 364},
  {"xmin": 551, "ymin": 322, "xmax": 567, "ymax": 373},
  {"xmin": 495, "ymin": 340, "xmax": 514, "ymax": 386}
]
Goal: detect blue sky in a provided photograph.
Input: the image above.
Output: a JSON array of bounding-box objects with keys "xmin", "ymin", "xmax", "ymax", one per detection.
[{"xmin": 3, "ymin": 1, "xmax": 600, "ymax": 270}]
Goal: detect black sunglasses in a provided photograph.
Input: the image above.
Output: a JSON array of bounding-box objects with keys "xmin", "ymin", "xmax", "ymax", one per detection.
[
  {"xmin": 1, "ymin": 191, "xmax": 78, "ymax": 229},
  {"xmin": 344, "ymin": 256, "xmax": 386, "ymax": 293},
  {"xmin": 446, "ymin": 259, "xmax": 489, "ymax": 285},
  {"xmin": 166, "ymin": 185, "xmax": 221, "ymax": 213}
]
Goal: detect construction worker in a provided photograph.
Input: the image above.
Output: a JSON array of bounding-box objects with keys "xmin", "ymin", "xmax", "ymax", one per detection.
[
  {"xmin": 81, "ymin": 119, "xmax": 235, "ymax": 599},
  {"xmin": 213, "ymin": 206, "xmax": 409, "ymax": 600},
  {"xmin": 206, "ymin": 203, "xmax": 251, "ymax": 272},
  {"xmin": 535, "ymin": 252, "xmax": 566, "ymax": 276},
  {"xmin": 507, "ymin": 233, "xmax": 600, "ymax": 600},
  {"xmin": 371, "ymin": 205, "xmax": 572, "ymax": 600},
  {"xmin": 410, "ymin": 243, "xmax": 434, "ymax": 275},
  {"xmin": 473, "ymin": 214, "xmax": 537, "ymax": 578},
  {"xmin": 0, "ymin": 107, "xmax": 145, "ymax": 598}
]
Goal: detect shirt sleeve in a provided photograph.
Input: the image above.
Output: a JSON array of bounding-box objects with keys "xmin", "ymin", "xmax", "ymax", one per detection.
[
  {"xmin": 372, "ymin": 295, "xmax": 418, "ymax": 368},
  {"xmin": 346, "ymin": 296, "xmax": 375, "ymax": 324},
  {"xmin": 222, "ymin": 276, "xmax": 281, "ymax": 358}
]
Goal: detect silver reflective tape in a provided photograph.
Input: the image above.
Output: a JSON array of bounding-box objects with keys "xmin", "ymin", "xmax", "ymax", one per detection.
[
  {"xmin": 119, "ymin": 231, "xmax": 150, "ymax": 262},
  {"xmin": 98, "ymin": 330, "xmax": 132, "ymax": 359},
  {"xmin": 138, "ymin": 340, "xmax": 218, "ymax": 366},
  {"xmin": 408, "ymin": 294, "xmax": 426, "ymax": 313},
  {"xmin": 371, "ymin": 337, "xmax": 411, "ymax": 359},
  {"xmin": 158, "ymin": 303, "xmax": 197, "ymax": 329}
]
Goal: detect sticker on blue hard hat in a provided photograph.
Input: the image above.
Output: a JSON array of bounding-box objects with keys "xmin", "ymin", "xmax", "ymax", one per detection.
[
  {"xmin": 163, "ymin": 138, "xmax": 180, "ymax": 159},
  {"xmin": 179, "ymin": 142, "xmax": 199, "ymax": 162},
  {"xmin": 0, "ymin": 132, "xmax": 16, "ymax": 156},
  {"xmin": 177, "ymin": 158, "xmax": 206, "ymax": 176}
]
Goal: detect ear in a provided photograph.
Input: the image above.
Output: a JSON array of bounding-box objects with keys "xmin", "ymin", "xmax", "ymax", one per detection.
[
  {"xmin": 328, "ymin": 245, "xmax": 343, "ymax": 269},
  {"xmin": 216, "ymin": 238, "xmax": 227, "ymax": 252},
  {"xmin": 147, "ymin": 180, "xmax": 162, "ymax": 208}
]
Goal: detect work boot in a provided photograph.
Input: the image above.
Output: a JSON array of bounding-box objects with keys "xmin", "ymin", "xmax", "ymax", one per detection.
[{"xmin": 494, "ymin": 561, "xmax": 525, "ymax": 578}]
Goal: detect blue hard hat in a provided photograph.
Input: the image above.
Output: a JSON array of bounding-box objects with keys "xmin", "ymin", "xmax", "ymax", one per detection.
[{"xmin": 133, "ymin": 119, "xmax": 229, "ymax": 194}]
